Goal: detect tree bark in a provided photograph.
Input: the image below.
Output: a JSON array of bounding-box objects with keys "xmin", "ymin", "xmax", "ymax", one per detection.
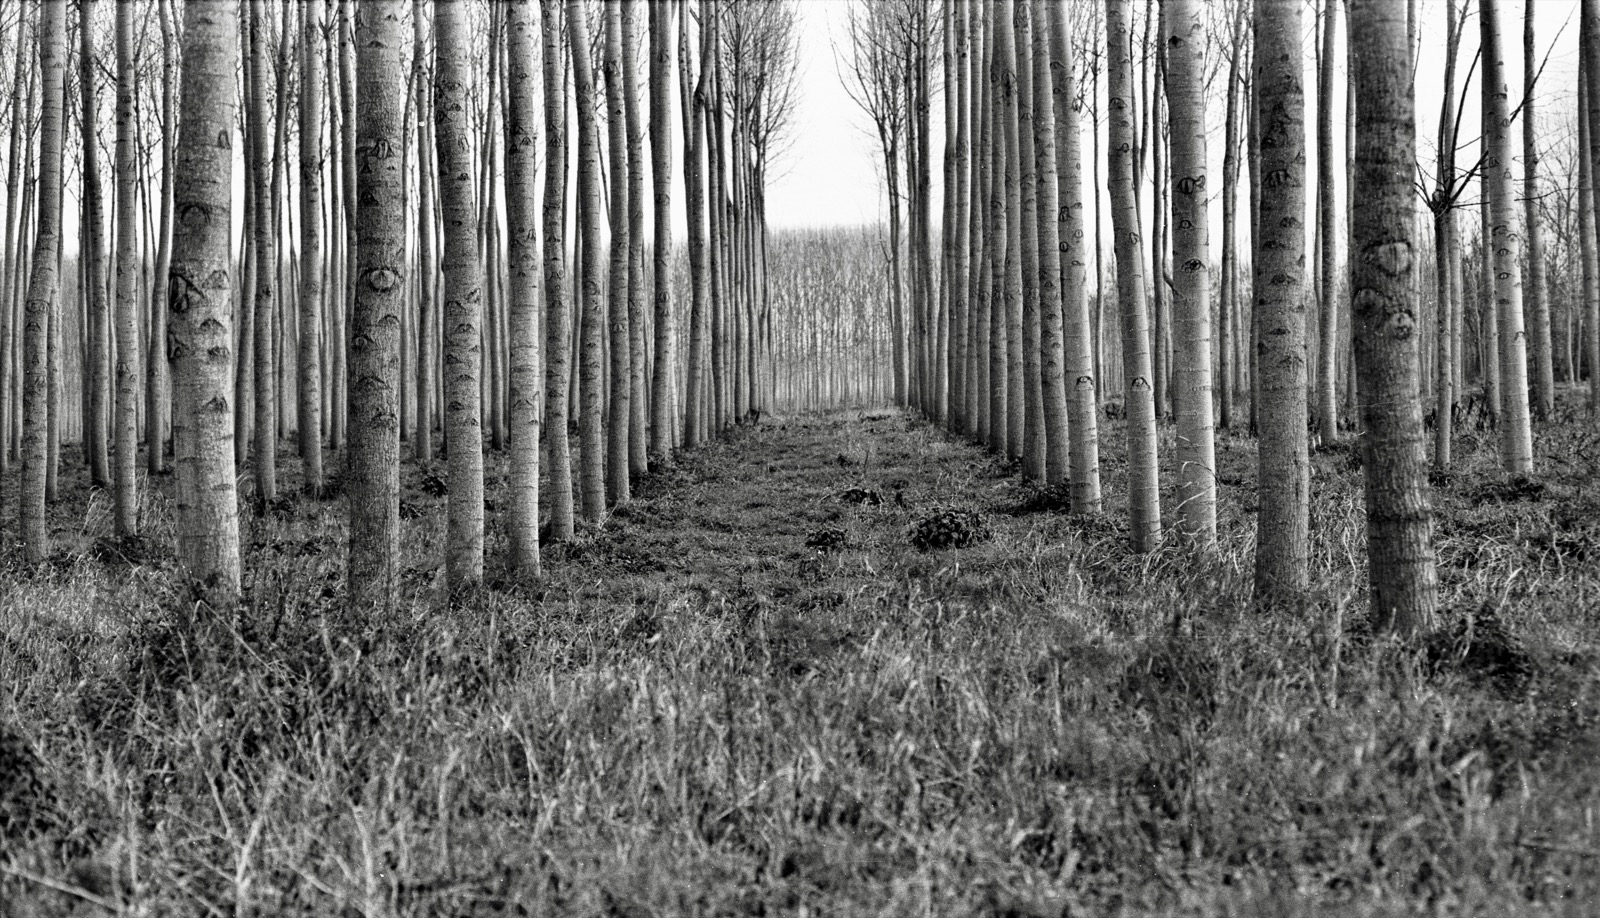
[
  {"xmin": 1583, "ymin": 56, "xmax": 1600, "ymax": 416},
  {"xmin": 1349, "ymin": 0, "xmax": 1439, "ymax": 636},
  {"xmin": 301, "ymin": 0, "xmax": 327, "ymax": 492},
  {"xmin": 649, "ymin": 1, "xmax": 676, "ymax": 461},
  {"xmin": 1107, "ymin": 0, "xmax": 1160, "ymax": 551},
  {"xmin": 569, "ymin": 0, "xmax": 607, "ymax": 521},
  {"xmin": 1164, "ymin": 0, "xmax": 1218, "ymax": 544},
  {"xmin": 1047, "ymin": 0, "xmax": 1100, "ymax": 510},
  {"xmin": 1316, "ymin": 0, "xmax": 1341, "ymax": 444},
  {"xmin": 435, "ymin": 0, "xmax": 486, "ymax": 589},
  {"xmin": 1253, "ymin": 0, "xmax": 1311, "ymax": 599},
  {"xmin": 542, "ymin": 0, "xmax": 575, "ymax": 541},
  {"xmin": 348, "ymin": 0, "xmax": 407, "ymax": 612},
  {"xmin": 1481, "ymin": 0, "xmax": 1534, "ymax": 474},
  {"xmin": 623, "ymin": 0, "xmax": 649, "ymax": 476},
  {"xmin": 113, "ymin": 0, "xmax": 141, "ymax": 536},
  {"xmin": 1013, "ymin": 1, "xmax": 1044, "ymax": 480},
  {"xmin": 1524, "ymin": 0, "xmax": 1554, "ymax": 421},
  {"xmin": 505, "ymin": 0, "xmax": 543, "ymax": 579},
  {"xmin": 168, "ymin": 0, "xmax": 242, "ymax": 609},
  {"xmin": 22, "ymin": 0, "xmax": 67, "ymax": 564},
  {"xmin": 248, "ymin": 1, "xmax": 277, "ymax": 511}
]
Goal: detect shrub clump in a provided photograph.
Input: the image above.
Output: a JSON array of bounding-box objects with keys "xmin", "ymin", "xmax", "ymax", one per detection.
[{"xmin": 908, "ymin": 508, "xmax": 990, "ymax": 551}]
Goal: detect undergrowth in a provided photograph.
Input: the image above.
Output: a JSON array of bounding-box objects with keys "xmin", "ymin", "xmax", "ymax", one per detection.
[{"xmin": 2, "ymin": 393, "xmax": 1599, "ymax": 916}]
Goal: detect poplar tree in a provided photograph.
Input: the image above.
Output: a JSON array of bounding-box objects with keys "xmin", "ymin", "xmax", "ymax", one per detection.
[
  {"xmin": 21, "ymin": 0, "xmax": 67, "ymax": 564},
  {"xmin": 169, "ymin": 0, "xmax": 242, "ymax": 609},
  {"xmin": 300, "ymin": 0, "xmax": 326, "ymax": 494},
  {"xmin": 542, "ymin": 0, "xmax": 576, "ymax": 541},
  {"xmin": 1254, "ymin": 0, "xmax": 1311, "ymax": 598},
  {"xmin": 506, "ymin": 0, "xmax": 543, "ymax": 579},
  {"xmin": 1349, "ymin": 0, "xmax": 1438, "ymax": 635},
  {"xmin": 569, "ymin": 0, "xmax": 607, "ymax": 521},
  {"xmin": 648, "ymin": 1, "xmax": 676, "ymax": 461},
  {"xmin": 436, "ymin": 0, "xmax": 486, "ymax": 589},
  {"xmin": 113, "ymin": 0, "xmax": 141, "ymax": 537},
  {"xmin": 1165, "ymin": 0, "xmax": 1218, "ymax": 544},
  {"xmin": 603, "ymin": 0, "xmax": 632, "ymax": 505}
]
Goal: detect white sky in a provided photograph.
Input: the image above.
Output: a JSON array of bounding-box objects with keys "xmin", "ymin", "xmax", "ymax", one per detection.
[{"xmin": 763, "ymin": 0, "xmax": 1588, "ymax": 250}]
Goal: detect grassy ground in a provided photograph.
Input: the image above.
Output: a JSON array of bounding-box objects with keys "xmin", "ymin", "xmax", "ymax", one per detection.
[{"xmin": 3, "ymin": 398, "xmax": 1600, "ymax": 916}]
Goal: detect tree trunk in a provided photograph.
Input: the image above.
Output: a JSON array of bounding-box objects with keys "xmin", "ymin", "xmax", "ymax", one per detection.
[
  {"xmin": 248, "ymin": 1, "xmax": 277, "ymax": 511},
  {"xmin": 1524, "ymin": 0, "xmax": 1554, "ymax": 421},
  {"xmin": 348, "ymin": 0, "xmax": 407, "ymax": 611},
  {"xmin": 1481, "ymin": 0, "xmax": 1534, "ymax": 474},
  {"xmin": 1107, "ymin": 0, "xmax": 1160, "ymax": 551},
  {"xmin": 1047, "ymin": 0, "xmax": 1100, "ymax": 510},
  {"xmin": 541, "ymin": 0, "xmax": 575, "ymax": 541},
  {"xmin": 1253, "ymin": 0, "xmax": 1311, "ymax": 599},
  {"xmin": 505, "ymin": 0, "xmax": 542, "ymax": 579},
  {"xmin": 435, "ymin": 0, "xmax": 486, "ymax": 589},
  {"xmin": 1164, "ymin": 0, "xmax": 1218, "ymax": 545},
  {"xmin": 81, "ymin": 0, "xmax": 111, "ymax": 488},
  {"xmin": 1349, "ymin": 0, "xmax": 1439, "ymax": 636},
  {"xmin": 997, "ymin": 0, "xmax": 1023, "ymax": 461},
  {"xmin": 1583, "ymin": 57, "xmax": 1600, "ymax": 416},
  {"xmin": 1219, "ymin": 4, "xmax": 1246, "ymax": 431},
  {"xmin": 681, "ymin": 0, "xmax": 710, "ymax": 449},
  {"xmin": 569, "ymin": 0, "xmax": 607, "ymax": 521},
  {"xmin": 168, "ymin": 0, "xmax": 242, "ymax": 609},
  {"xmin": 1316, "ymin": 0, "xmax": 1341, "ymax": 444},
  {"xmin": 113, "ymin": 0, "xmax": 141, "ymax": 537},
  {"xmin": 22, "ymin": 0, "xmax": 67, "ymax": 564},
  {"xmin": 1013, "ymin": 1, "xmax": 1044, "ymax": 480},
  {"xmin": 649, "ymin": 1, "xmax": 676, "ymax": 461},
  {"xmin": 300, "ymin": 0, "xmax": 326, "ymax": 492}
]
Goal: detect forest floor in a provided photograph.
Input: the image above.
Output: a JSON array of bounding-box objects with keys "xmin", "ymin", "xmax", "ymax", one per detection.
[{"xmin": 4, "ymin": 396, "xmax": 1600, "ymax": 916}]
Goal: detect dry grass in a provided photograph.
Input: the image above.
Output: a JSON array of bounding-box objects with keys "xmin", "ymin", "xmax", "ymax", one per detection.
[{"xmin": 3, "ymin": 394, "xmax": 1599, "ymax": 916}]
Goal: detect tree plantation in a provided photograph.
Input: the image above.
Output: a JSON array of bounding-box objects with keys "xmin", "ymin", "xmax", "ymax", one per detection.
[{"xmin": 2, "ymin": 0, "xmax": 1600, "ymax": 913}]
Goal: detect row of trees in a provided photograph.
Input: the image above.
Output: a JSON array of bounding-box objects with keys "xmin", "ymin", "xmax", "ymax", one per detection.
[
  {"xmin": 0, "ymin": 0, "xmax": 799, "ymax": 610},
  {"xmin": 838, "ymin": 0, "xmax": 1600, "ymax": 637}
]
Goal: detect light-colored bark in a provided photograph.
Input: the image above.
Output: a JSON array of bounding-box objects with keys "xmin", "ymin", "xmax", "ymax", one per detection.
[
  {"xmin": 1013, "ymin": 1, "xmax": 1044, "ymax": 480},
  {"xmin": 569, "ymin": 0, "xmax": 607, "ymax": 521},
  {"xmin": 248, "ymin": 1, "xmax": 277, "ymax": 510},
  {"xmin": 680, "ymin": 1, "xmax": 709, "ymax": 449},
  {"xmin": 1047, "ymin": 0, "xmax": 1100, "ymax": 510},
  {"xmin": 1164, "ymin": 0, "xmax": 1218, "ymax": 545},
  {"xmin": 348, "ymin": 0, "xmax": 407, "ymax": 612},
  {"xmin": 1253, "ymin": 0, "xmax": 1310, "ymax": 599},
  {"xmin": 542, "ymin": 0, "xmax": 575, "ymax": 541},
  {"xmin": 603, "ymin": 0, "xmax": 632, "ymax": 505},
  {"xmin": 1583, "ymin": 58, "xmax": 1600, "ymax": 416},
  {"xmin": 648, "ymin": 1, "xmax": 676, "ymax": 461},
  {"xmin": 435, "ymin": 0, "xmax": 486, "ymax": 589},
  {"xmin": 81, "ymin": 0, "xmax": 110, "ymax": 488},
  {"xmin": 300, "ymin": 0, "xmax": 326, "ymax": 493},
  {"xmin": 1524, "ymin": 0, "xmax": 1554, "ymax": 422},
  {"xmin": 997, "ymin": 0, "xmax": 1024, "ymax": 461},
  {"xmin": 169, "ymin": 0, "xmax": 241, "ymax": 609},
  {"xmin": 623, "ymin": 0, "xmax": 649, "ymax": 477},
  {"xmin": 412, "ymin": 0, "xmax": 434, "ymax": 464},
  {"xmin": 1316, "ymin": 0, "xmax": 1340, "ymax": 445},
  {"xmin": 1349, "ymin": 0, "xmax": 1439, "ymax": 636},
  {"xmin": 1481, "ymin": 0, "xmax": 1534, "ymax": 474},
  {"xmin": 506, "ymin": 0, "xmax": 543, "ymax": 579},
  {"xmin": 113, "ymin": 0, "xmax": 141, "ymax": 537},
  {"xmin": 1106, "ymin": 0, "xmax": 1160, "ymax": 551},
  {"xmin": 21, "ymin": 0, "xmax": 67, "ymax": 564}
]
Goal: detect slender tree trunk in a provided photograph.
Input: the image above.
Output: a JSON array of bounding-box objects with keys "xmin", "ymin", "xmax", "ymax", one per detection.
[
  {"xmin": 300, "ymin": 0, "xmax": 326, "ymax": 492},
  {"xmin": 348, "ymin": 0, "xmax": 406, "ymax": 612},
  {"xmin": 1316, "ymin": 0, "xmax": 1341, "ymax": 444},
  {"xmin": 112, "ymin": 0, "xmax": 141, "ymax": 537},
  {"xmin": 997, "ymin": 0, "xmax": 1024, "ymax": 461},
  {"xmin": 1107, "ymin": 0, "xmax": 1160, "ymax": 551},
  {"xmin": 541, "ymin": 0, "xmax": 574, "ymax": 541},
  {"xmin": 1432, "ymin": 0, "xmax": 1463, "ymax": 472},
  {"xmin": 412, "ymin": 1, "xmax": 435, "ymax": 464},
  {"xmin": 169, "ymin": 0, "xmax": 241, "ymax": 609},
  {"xmin": 21, "ymin": 0, "xmax": 67, "ymax": 563},
  {"xmin": 964, "ymin": 2, "xmax": 986, "ymax": 441},
  {"xmin": 1482, "ymin": 0, "xmax": 1534, "ymax": 474},
  {"xmin": 987, "ymin": 1, "xmax": 1007, "ymax": 453},
  {"xmin": 1013, "ymin": 1, "xmax": 1044, "ymax": 480},
  {"xmin": 1253, "ymin": 0, "xmax": 1310, "ymax": 599},
  {"xmin": 649, "ymin": 1, "xmax": 676, "ymax": 461},
  {"xmin": 1349, "ymin": 0, "xmax": 1439, "ymax": 636},
  {"xmin": 1219, "ymin": 4, "xmax": 1246, "ymax": 431},
  {"xmin": 569, "ymin": 0, "xmax": 607, "ymax": 521},
  {"xmin": 623, "ymin": 0, "xmax": 648, "ymax": 476},
  {"xmin": 681, "ymin": 0, "xmax": 710, "ymax": 449},
  {"xmin": 1048, "ymin": 0, "xmax": 1100, "ymax": 509},
  {"xmin": 1164, "ymin": 0, "xmax": 1218, "ymax": 544},
  {"xmin": 248, "ymin": 1, "xmax": 277, "ymax": 511},
  {"xmin": 436, "ymin": 0, "xmax": 486, "ymax": 589},
  {"xmin": 1583, "ymin": 60, "xmax": 1600, "ymax": 416},
  {"xmin": 505, "ymin": 0, "xmax": 542, "ymax": 579},
  {"xmin": 81, "ymin": 0, "xmax": 111, "ymax": 488},
  {"xmin": 600, "ymin": 1, "xmax": 632, "ymax": 505},
  {"xmin": 1523, "ymin": 0, "xmax": 1554, "ymax": 421}
]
